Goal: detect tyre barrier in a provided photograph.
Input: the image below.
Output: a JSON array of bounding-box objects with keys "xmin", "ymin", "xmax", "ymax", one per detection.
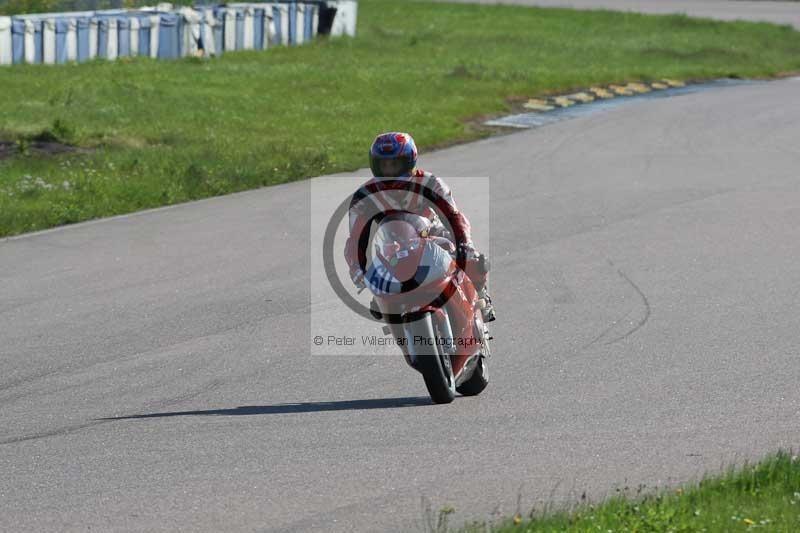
[{"xmin": 0, "ymin": 0, "xmax": 357, "ymax": 65}]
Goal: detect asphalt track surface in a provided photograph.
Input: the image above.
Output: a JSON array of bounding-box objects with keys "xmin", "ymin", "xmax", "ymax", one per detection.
[
  {"xmin": 2, "ymin": 5, "xmax": 800, "ymax": 533},
  {"xmin": 446, "ymin": 0, "xmax": 800, "ymax": 30}
]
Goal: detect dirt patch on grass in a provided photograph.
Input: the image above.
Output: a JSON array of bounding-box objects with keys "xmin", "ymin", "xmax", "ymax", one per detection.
[
  {"xmin": 0, "ymin": 141, "xmax": 16, "ymax": 160},
  {"xmin": 0, "ymin": 139, "xmax": 89, "ymax": 160}
]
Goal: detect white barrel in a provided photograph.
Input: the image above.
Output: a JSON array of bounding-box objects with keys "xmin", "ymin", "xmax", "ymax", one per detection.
[
  {"xmin": 42, "ymin": 18, "xmax": 56, "ymax": 63},
  {"xmin": 296, "ymin": 4, "xmax": 304, "ymax": 45},
  {"xmin": 311, "ymin": 4, "xmax": 318, "ymax": 40},
  {"xmin": 88, "ymin": 18, "xmax": 98, "ymax": 59},
  {"xmin": 149, "ymin": 14, "xmax": 159, "ymax": 58},
  {"xmin": 177, "ymin": 7, "xmax": 199, "ymax": 57},
  {"xmin": 331, "ymin": 0, "xmax": 358, "ymax": 37},
  {"xmin": 107, "ymin": 17, "xmax": 117, "ymax": 60},
  {"xmin": 279, "ymin": 4, "xmax": 289, "ymax": 46},
  {"xmin": 0, "ymin": 16, "xmax": 12, "ymax": 65},
  {"xmin": 242, "ymin": 6, "xmax": 254, "ymax": 49},
  {"xmin": 224, "ymin": 9, "xmax": 236, "ymax": 51},
  {"xmin": 129, "ymin": 17, "xmax": 139, "ymax": 57},
  {"xmin": 201, "ymin": 9, "xmax": 216, "ymax": 55},
  {"xmin": 24, "ymin": 20, "xmax": 35, "ymax": 63},
  {"xmin": 66, "ymin": 18, "xmax": 77, "ymax": 61},
  {"xmin": 265, "ymin": 7, "xmax": 275, "ymax": 49}
]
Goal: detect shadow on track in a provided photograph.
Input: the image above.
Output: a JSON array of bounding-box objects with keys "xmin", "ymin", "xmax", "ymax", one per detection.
[{"xmin": 100, "ymin": 396, "xmax": 432, "ymax": 421}]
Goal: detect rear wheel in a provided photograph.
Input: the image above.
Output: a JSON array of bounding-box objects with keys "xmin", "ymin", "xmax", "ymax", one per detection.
[
  {"xmin": 456, "ymin": 356, "xmax": 489, "ymax": 396},
  {"xmin": 407, "ymin": 313, "xmax": 455, "ymax": 404},
  {"xmin": 456, "ymin": 325, "xmax": 491, "ymax": 396}
]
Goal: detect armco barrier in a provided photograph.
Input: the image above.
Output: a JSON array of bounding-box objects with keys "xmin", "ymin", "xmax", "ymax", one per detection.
[{"xmin": 0, "ymin": 0, "xmax": 356, "ymax": 65}]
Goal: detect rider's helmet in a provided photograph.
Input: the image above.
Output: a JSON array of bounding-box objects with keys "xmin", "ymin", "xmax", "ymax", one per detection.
[{"xmin": 369, "ymin": 132, "xmax": 418, "ymax": 178}]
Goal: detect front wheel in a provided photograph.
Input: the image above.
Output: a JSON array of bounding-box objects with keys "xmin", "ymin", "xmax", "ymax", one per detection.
[{"xmin": 406, "ymin": 313, "xmax": 455, "ymax": 404}]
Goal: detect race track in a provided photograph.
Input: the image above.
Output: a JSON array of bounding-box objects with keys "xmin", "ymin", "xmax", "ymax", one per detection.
[
  {"xmin": 446, "ymin": 0, "xmax": 800, "ymax": 30},
  {"xmin": 2, "ymin": 3, "xmax": 800, "ymax": 531}
]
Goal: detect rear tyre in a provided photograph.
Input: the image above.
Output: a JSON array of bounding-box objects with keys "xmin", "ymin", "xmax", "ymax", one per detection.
[
  {"xmin": 407, "ymin": 313, "xmax": 455, "ymax": 404},
  {"xmin": 456, "ymin": 356, "xmax": 489, "ymax": 396}
]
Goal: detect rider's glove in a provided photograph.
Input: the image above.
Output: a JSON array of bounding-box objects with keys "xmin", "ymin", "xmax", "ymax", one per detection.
[
  {"xmin": 351, "ymin": 268, "xmax": 366, "ymax": 290},
  {"xmin": 457, "ymin": 242, "xmax": 477, "ymax": 259},
  {"xmin": 431, "ymin": 236, "xmax": 456, "ymax": 254},
  {"xmin": 457, "ymin": 242, "xmax": 490, "ymax": 273}
]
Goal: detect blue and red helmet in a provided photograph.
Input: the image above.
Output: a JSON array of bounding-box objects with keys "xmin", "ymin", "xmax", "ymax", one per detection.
[{"xmin": 369, "ymin": 132, "xmax": 418, "ymax": 178}]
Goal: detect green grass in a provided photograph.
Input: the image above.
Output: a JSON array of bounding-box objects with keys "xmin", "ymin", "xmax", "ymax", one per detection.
[
  {"xmin": 2, "ymin": 0, "xmax": 800, "ymax": 237},
  {"xmin": 460, "ymin": 452, "xmax": 800, "ymax": 532}
]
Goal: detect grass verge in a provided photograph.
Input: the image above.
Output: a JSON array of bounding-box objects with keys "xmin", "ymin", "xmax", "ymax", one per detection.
[
  {"xmin": 458, "ymin": 451, "xmax": 800, "ymax": 532},
  {"xmin": 2, "ymin": 0, "xmax": 800, "ymax": 237}
]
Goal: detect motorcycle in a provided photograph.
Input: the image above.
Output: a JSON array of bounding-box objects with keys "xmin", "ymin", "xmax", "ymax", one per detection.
[{"xmin": 363, "ymin": 212, "xmax": 491, "ymax": 404}]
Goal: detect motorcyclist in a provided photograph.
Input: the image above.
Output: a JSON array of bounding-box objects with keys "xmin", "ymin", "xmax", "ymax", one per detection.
[{"xmin": 344, "ymin": 131, "xmax": 495, "ymax": 322}]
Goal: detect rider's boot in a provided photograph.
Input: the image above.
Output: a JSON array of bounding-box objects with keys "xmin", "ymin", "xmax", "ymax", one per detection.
[{"xmin": 478, "ymin": 287, "xmax": 495, "ymax": 322}]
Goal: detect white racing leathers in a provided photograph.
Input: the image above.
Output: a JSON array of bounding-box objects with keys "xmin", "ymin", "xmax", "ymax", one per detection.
[{"xmin": 365, "ymin": 240, "xmax": 454, "ymax": 298}]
